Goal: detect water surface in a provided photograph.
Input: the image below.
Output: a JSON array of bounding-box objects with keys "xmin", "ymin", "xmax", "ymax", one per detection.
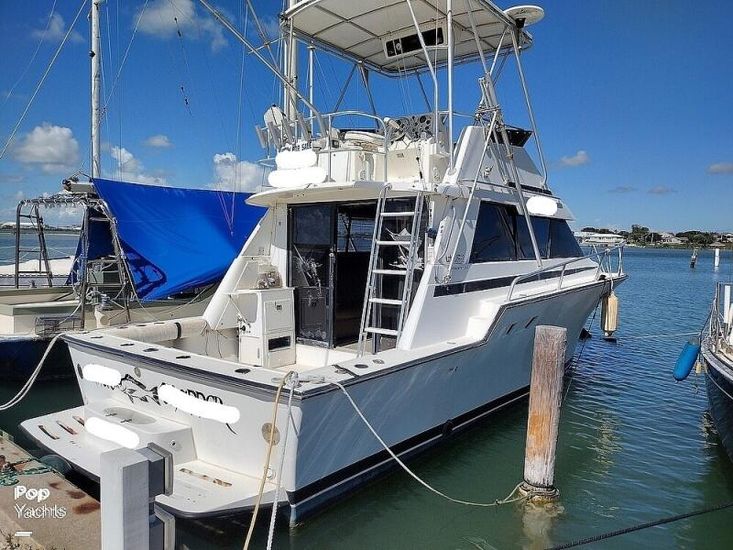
[{"xmin": 2, "ymin": 247, "xmax": 733, "ymax": 549}]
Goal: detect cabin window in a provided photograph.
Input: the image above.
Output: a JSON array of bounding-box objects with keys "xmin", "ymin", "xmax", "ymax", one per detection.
[
  {"xmin": 469, "ymin": 203, "xmax": 517, "ymax": 262},
  {"xmin": 470, "ymin": 202, "xmax": 582, "ymax": 262},
  {"xmin": 516, "ymin": 216, "xmax": 550, "ymax": 260},
  {"xmin": 549, "ymin": 218, "xmax": 583, "ymax": 258}
]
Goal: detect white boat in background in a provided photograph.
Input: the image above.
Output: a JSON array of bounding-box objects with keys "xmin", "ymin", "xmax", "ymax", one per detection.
[
  {"xmin": 0, "ymin": 256, "xmax": 74, "ymax": 287},
  {"xmin": 575, "ymin": 231, "xmax": 625, "ymax": 247},
  {"xmin": 23, "ymin": 0, "xmax": 625, "ymax": 523}
]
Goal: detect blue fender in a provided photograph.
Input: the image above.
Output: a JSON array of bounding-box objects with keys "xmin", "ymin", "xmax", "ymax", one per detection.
[{"xmin": 673, "ymin": 339, "xmax": 701, "ymax": 381}]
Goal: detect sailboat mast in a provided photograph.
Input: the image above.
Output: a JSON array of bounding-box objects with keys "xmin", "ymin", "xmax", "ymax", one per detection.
[{"xmin": 90, "ymin": 1, "xmax": 102, "ymax": 179}]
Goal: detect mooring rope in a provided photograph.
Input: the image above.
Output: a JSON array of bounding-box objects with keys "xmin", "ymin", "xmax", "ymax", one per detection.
[
  {"xmin": 331, "ymin": 380, "xmax": 527, "ymax": 508},
  {"xmin": 620, "ymin": 331, "xmax": 700, "ymax": 341},
  {"xmin": 266, "ymin": 374, "xmax": 297, "ymax": 550},
  {"xmin": 243, "ymin": 371, "xmax": 296, "ymax": 550},
  {"xmin": 0, "ymin": 332, "xmax": 65, "ymax": 411},
  {"xmin": 548, "ymin": 500, "xmax": 733, "ymax": 549}
]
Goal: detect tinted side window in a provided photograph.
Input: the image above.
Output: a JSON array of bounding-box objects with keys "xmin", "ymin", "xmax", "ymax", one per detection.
[
  {"xmin": 549, "ymin": 219, "xmax": 583, "ymax": 258},
  {"xmin": 470, "ymin": 203, "xmax": 516, "ymax": 262},
  {"xmin": 516, "ymin": 216, "xmax": 550, "ymax": 260},
  {"xmin": 293, "ymin": 205, "xmax": 332, "ymax": 245}
]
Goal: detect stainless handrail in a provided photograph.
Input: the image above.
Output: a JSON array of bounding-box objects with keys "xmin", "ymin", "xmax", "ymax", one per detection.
[
  {"xmin": 506, "ymin": 243, "xmax": 625, "ymax": 301},
  {"xmin": 711, "ymin": 282, "xmax": 733, "ymax": 346}
]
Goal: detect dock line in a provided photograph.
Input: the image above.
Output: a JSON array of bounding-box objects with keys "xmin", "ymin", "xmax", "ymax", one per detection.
[
  {"xmin": 0, "ymin": 332, "xmax": 65, "ymax": 411},
  {"xmin": 243, "ymin": 371, "xmax": 296, "ymax": 550},
  {"xmin": 547, "ymin": 500, "xmax": 733, "ymax": 549},
  {"xmin": 329, "ymin": 379, "xmax": 527, "ymax": 508}
]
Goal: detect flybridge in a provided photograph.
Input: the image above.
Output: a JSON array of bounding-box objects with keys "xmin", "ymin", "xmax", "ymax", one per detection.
[{"xmin": 284, "ymin": 0, "xmax": 535, "ymax": 74}]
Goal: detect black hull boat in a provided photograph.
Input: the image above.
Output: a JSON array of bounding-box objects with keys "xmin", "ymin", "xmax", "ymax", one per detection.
[
  {"xmin": 683, "ymin": 282, "xmax": 733, "ymax": 463},
  {"xmin": 704, "ymin": 347, "xmax": 733, "ymax": 463}
]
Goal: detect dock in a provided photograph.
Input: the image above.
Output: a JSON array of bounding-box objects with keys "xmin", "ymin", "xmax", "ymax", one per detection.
[{"xmin": 0, "ymin": 432, "xmax": 99, "ymax": 550}]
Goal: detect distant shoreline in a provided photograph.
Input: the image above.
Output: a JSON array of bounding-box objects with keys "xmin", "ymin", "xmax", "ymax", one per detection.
[
  {"xmin": 584, "ymin": 242, "xmax": 732, "ymax": 250},
  {"xmin": 0, "ymin": 227, "xmax": 80, "ymax": 236}
]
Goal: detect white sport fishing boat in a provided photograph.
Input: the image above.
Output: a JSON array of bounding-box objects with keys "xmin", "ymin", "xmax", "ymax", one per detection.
[{"xmin": 23, "ymin": 0, "xmax": 625, "ymax": 523}]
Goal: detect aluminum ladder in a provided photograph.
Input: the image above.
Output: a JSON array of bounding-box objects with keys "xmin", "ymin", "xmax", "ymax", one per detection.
[{"xmin": 358, "ymin": 187, "xmax": 424, "ymax": 355}]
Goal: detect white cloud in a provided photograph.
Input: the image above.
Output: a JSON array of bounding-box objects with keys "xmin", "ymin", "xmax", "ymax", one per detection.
[
  {"xmin": 648, "ymin": 185, "xmax": 675, "ymax": 195},
  {"xmin": 109, "ymin": 146, "xmax": 167, "ymax": 185},
  {"xmin": 32, "ymin": 12, "xmax": 84, "ymax": 44},
  {"xmin": 137, "ymin": 0, "xmax": 227, "ymax": 52},
  {"xmin": 560, "ymin": 150, "xmax": 590, "ymax": 167},
  {"xmin": 211, "ymin": 153, "xmax": 266, "ymax": 193},
  {"xmin": 144, "ymin": 134, "xmax": 173, "ymax": 148},
  {"xmin": 14, "ymin": 190, "xmax": 25, "ymax": 201},
  {"xmin": 12, "ymin": 123, "xmax": 80, "ymax": 174},
  {"xmin": 708, "ymin": 162, "xmax": 733, "ymax": 175}
]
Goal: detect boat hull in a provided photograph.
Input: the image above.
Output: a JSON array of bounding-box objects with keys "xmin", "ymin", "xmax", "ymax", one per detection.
[
  {"xmin": 21, "ymin": 278, "xmax": 614, "ymax": 522},
  {"xmin": 0, "ymin": 335, "xmax": 72, "ymax": 381},
  {"xmin": 703, "ymin": 347, "xmax": 733, "ymax": 463}
]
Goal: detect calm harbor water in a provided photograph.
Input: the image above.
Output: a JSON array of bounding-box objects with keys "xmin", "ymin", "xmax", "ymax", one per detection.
[
  {"xmin": 0, "ymin": 232, "xmax": 79, "ymax": 265},
  {"xmin": 2, "ymin": 246, "xmax": 733, "ymax": 549}
]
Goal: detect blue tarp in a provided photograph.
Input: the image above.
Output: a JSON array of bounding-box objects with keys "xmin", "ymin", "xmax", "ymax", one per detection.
[{"xmin": 90, "ymin": 179, "xmax": 262, "ymax": 301}]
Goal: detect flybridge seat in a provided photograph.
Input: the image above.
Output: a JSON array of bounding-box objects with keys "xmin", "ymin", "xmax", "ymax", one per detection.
[{"xmin": 342, "ymin": 130, "xmax": 386, "ymax": 150}]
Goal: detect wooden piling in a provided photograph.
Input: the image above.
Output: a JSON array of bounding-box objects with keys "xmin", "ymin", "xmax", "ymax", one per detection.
[{"xmin": 521, "ymin": 325, "xmax": 567, "ymax": 501}]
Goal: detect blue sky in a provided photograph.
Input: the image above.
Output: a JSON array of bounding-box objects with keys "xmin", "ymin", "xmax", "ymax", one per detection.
[{"xmin": 0, "ymin": 0, "xmax": 731, "ymax": 231}]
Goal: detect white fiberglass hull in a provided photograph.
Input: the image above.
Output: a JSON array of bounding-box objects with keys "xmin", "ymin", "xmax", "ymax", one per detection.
[{"xmin": 22, "ymin": 278, "xmax": 615, "ymax": 521}]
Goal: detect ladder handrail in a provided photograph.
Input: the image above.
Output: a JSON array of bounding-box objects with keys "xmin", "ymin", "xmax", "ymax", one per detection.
[
  {"xmin": 357, "ymin": 187, "xmax": 425, "ymax": 356},
  {"xmin": 506, "ymin": 244, "xmax": 625, "ymax": 301},
  {"xmin": 357, "ymin": 184, "xmax": 391, "ymax": 355},
  {"xmin": 396, "ymin": 192, "xmax": 425, "ymax": 334}
]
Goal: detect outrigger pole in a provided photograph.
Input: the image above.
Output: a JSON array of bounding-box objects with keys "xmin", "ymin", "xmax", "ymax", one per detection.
[{"xmin": 197, "ymin": 0, "xmax": 327, "ymax": 138}]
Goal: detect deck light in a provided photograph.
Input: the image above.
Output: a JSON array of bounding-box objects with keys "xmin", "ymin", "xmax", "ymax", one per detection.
[
  {"xmin": 158, "ymin": 384, "xmax": 241, "ymax": 424},
  {"xmin": 275, "ymin": 149, "xmax": 317, "ymax": 170},
  {"xmin": 81, "ymin": 364, "xmax": 122, "ymax": 386},
  {"xmin": 268, "ymin": 166, "xmax": 327, "ymax": 188},
  {"xmin": 526, "ymin": 195, "xmax": 558, "ymax": 216},
  {"xmin": 85, "ymin": 416, "xmax": 140, "ymax": 449}
]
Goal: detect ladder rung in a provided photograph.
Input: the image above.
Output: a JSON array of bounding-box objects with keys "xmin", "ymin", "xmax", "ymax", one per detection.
[
  {"xmin": 376, "ymin": 240, "xmax": 410, "ymax": 246},
  {"xmin": 365, "ymin": 327, "xmax": 398, "ymax": 337},
  {"xmin": 16, "ymin": 271, "xmax": 50, "ymax": 274},
  {"xmin": 380, "ymin": 211, "xmax": 415, "ymax": 218},
  {"xmin": 373, "ymin": 269, "xmax": 408, "ymax": 276},
  {"xmin": 369, "ymin": 298, "xmax": 402, "ymax": 306}
]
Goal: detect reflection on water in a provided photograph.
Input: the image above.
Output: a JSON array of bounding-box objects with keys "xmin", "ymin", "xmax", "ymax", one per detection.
[{"xmin": 2, "ymin": 248, "xmax": 733, "ymax": 548}]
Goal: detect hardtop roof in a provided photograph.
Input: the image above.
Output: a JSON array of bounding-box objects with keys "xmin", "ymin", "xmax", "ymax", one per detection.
[{"xmin": 284, "ymin": 0, "xmax": 534, "ymax": 75}]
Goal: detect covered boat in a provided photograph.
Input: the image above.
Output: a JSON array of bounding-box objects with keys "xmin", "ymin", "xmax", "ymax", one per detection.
[{"xmin": 0, "ymin": 179, "xmax": 262, "ymax": 379}]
